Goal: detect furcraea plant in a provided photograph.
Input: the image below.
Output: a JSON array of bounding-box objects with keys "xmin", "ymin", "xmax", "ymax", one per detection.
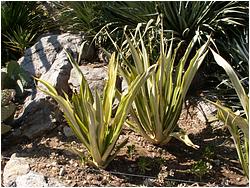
[
  {"xmin": 118, "ymin": 19, "xmax": 210, "ymax": 146},
  {"xmin": 37, "ymin": 51, "xmax": 156, "ymax": 168}
]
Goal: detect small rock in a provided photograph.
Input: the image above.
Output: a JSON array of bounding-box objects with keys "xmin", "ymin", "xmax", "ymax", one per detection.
[
  {"xmin": 73, "ymin": 162, "xmax": 78, "ymax": 167},
  {"xmin": 51, "ymin": 166, "xmax": 58, "ymax": 172},
  {"xmin": 128, "ymin": 167, "xmax": 133, "ymax": 173},
  {"xmin": 3, "ymin": 153, "xmax": 30, "ymax": 187},
  {"xmin": 169, "ymin": 169, "xmax": 175, "ymax": 176},
  {"xmin": 59, "ymin": 168, "xmax": 65, "ymax": 176},
  {"xmin": 66, "ymin": 180, "xmax": 72, "ymax": 184},
  {"xmin": 143, "ymin": 178, "xmax": 154, "ymax": 186},
  {"xmin": 221, "ymin": 178, "xmax": 230, "ymax": 186},
  {"xmin": 214, "ymin": 159, "xmax": 220, "ymax": 166},
  {"xmin": 47, "ymin": 177, "xmax": 66, "ymax": 187},
  {"xmin": 68, "ymin": 65, "xmax": 108, "ymax": 94},
  {"xmin": 12, "ymin": 95, "xmax": 59, "ymax": 140},
  {"xmin": 196, "ymin": 101, "xmax": 217, "ymax": 123},
  {"xmin": 97, "ymin": 175, "xmax": 102, "ymax": 181},
  {"xmin": 63, "ymin": 126, "xmax": 75, "ymax": 137},
  {"xmin": 86, "ymin": 174, "xmax": 93, "ymax": 181},
  {"xmin": 15, "ymin": 171, "xmax": 48, "ymax": 187}
]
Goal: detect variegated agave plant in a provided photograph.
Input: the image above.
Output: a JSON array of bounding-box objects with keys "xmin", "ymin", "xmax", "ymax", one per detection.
[
  {"xmin": 118, "ymin": 19, "xmax": 210, "ymax": 147},
  {"xmin": 37, "ymin": 51, "xmax": 156, "ymax": 168},
  {"xmin": 209, "ymin": 49, "xmax": 249, "ymax": 178}
]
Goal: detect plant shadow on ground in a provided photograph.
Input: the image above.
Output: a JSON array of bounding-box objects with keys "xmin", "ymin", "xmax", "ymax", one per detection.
[
  {"xmin": 161, "ymin": 121, "xmax": 245, "ymax": 185},
  {"xmin": 106, "ymin": 155, "xmax": 163, "ymax": 185}
]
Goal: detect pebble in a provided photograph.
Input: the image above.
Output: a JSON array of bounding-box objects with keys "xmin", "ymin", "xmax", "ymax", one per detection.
[
  {"xmin": 169, "ymin": 169, "xmax": 174, "ymax": 176},
  {"xmin": 157, "ymin": 148, "xmax": 162, "ymax": 153},
  {"xmin": 63, "ymin": 126, "xmax": 75, "ymax": 137},
  {"xmin": 141, "ymin": 141, "xmax": 146, "ymax": 147},
  {"xmin": 86, "ymin": 174, "xmax": 93, "ymax": 181},
  {"xmin": 143, "ymin": 178, "xmax": 154, "ymax": 186},
  {"xmin": 151, "ymin": 152, "xmax": 156, "ymax": 158},
  {"xmin": 59, "ymin": 168, "xmax": 65, "ymax": 176},
  {"xmin": 97, "ymin": 176, "xmax": 102, "ymax": 181},
  {"xmin": 128, "ymin": 167, "xmax": 133, "ymax": 173},
  {"xmin": 51, "ymin": 161, "xmax": 57, "ymax": 166},
  {"xmin": 66, "ymin": 180, "xmax": 72, "ymax": 184},
  {"xmin": 214, "ymin": 159, "xmax": 220, "ymax": 166},
  {"xmin": 73, "ymin": 162, "xmax": 78, "ymax": 167},
  {"xmin": 51, "ymin": 166, "xmax": 58, "ymax": 172}
]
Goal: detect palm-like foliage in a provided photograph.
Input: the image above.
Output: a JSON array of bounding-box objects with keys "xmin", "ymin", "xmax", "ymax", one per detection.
[
  {"xmin": 1, "ymin": 1, "xmax": 55, "ymax": 62},
  {"xmin": 209, "ymin": 49, "xmax": 249, "ymax": 178},
  {"xmin": 55, "ymin": 2, "xmax": 108, "ymax": 37},
  {"xmin": 159, "ymin": 1, "xmax": 248, "ymax": 40},
  {"xmin": 102, "ymin": 1, "xmax": 248, "ymax": 41},
  {"xmin": 116, "ymin": 19, "xmax": 210, "ymax": 146},
  {"xmin": 37, "ymin": 51, "xmax": 156, "ymax": 168},
  {"xmin": 102, "ymin": 2, "xmax": 156, "ymax": 29}
]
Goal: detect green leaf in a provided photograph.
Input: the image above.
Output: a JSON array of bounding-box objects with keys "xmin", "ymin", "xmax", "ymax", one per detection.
[
  {"xmin": 211, "ymin": 48, "xmax": 249, "ymax": 120},
  {"xmin": 102, "ymin": 53, "xmax": 117, "ymax": 124}
]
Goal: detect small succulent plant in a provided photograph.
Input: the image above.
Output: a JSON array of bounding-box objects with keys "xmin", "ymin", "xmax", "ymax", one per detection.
[{"xmin": 1, "ymin": 60, "xmax": 31, "ymax": 96}]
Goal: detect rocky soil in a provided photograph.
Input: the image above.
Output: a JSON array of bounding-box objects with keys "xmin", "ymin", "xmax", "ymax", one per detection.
[{"xmin": 1, "ymin": 97, "xmax": 248, "ymax": 187}]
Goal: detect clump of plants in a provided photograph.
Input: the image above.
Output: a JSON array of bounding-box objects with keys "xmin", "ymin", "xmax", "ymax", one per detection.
[
  {"xmin": 114, "ymin": 17, "xmax": 210, "ymax": 146},
  {"xmin": 189, "ymin": 160, "xmax": 212, "ymax": 180},
  {"xmin": 37, "ymin": 50, "xmax": 156, "ymax": 168}
]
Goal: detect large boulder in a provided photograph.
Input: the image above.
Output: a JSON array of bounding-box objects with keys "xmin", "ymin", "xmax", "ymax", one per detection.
[
  {"xmin": 6, "ymin": 34, "xmax": 88, "ymax": 142},
  {"xmin": 18, "ymin": 33, "xmax": 96, "ymax": 77},
  {"xmin": 12, "ymin": 92, "xmax": 60, "ymax": 140},
  {"xmin": 3, "ymin": 33, "xmax": 112, "ymax": 144},
  {"xmin": 37, "ymin": 49, "xmax": 73, "ymax": 95},
  {"xmin": 8, "ymin": 50, "xmax": 73, "ymax": 142},
  {"xmin": 68, "ymin": 64, "xmax": 108, "ymax": 94}
]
